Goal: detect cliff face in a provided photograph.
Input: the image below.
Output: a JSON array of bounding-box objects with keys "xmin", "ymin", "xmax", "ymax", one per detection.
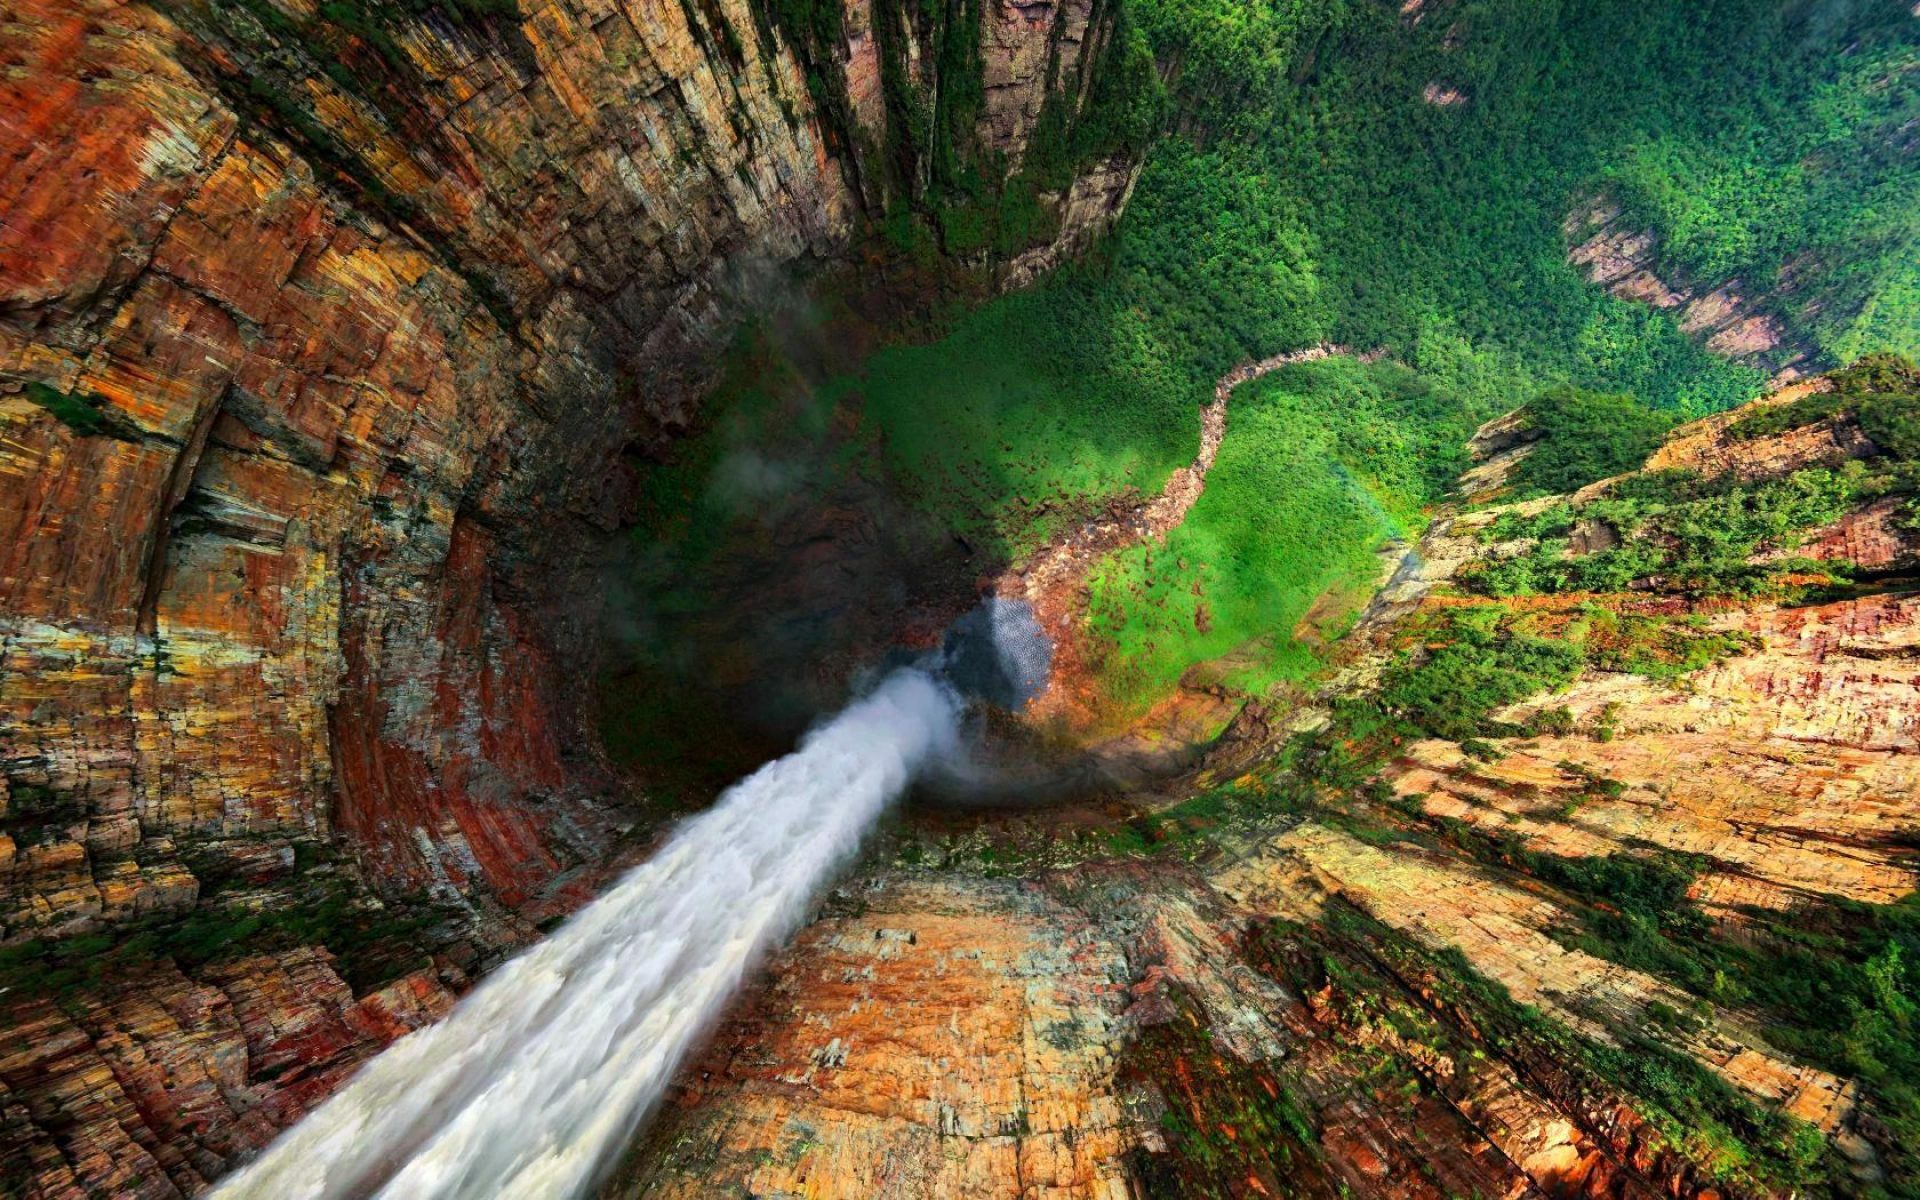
[
  {"xmin": 606, "ymin": 372, "xmax": 1920, "ymax": 1199},
  {"xmin": 0, "ymin": 0, "xmax": 1141, "ymax": 1188},
  {"xmin": 1565, "ymin": 196, "xmax": 1816, "ymax": 383},
  {"xmin": 1, "ymin": 950, "xmax": 460, "ymax": 1198}
]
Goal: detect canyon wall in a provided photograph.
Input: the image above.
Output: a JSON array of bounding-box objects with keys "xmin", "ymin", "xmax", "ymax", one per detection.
[
  {"xmin": 0, "ymin": 0, "xmax": 1142, "ymax": 1190},
  {"xmin": 607, "ymin": 377, "xmax": 1919, "ymax": 1199}
]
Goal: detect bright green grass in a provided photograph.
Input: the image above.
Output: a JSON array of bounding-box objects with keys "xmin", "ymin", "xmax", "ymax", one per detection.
[
  {"xmin": 852, "ymin": 285, "xmax": 1201, "ymax": 563},
  {"xmin": 1084, "ymin": 357, "xmax": 1474, "ymax": 709},
  {"xmin": 850, "ymin": 0, "xmax": 1917, "ymax": 714}
]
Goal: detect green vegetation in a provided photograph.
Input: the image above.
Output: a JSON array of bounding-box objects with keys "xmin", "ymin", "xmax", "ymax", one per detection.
[
  {"xmin": 830, "ymin": 0, "xmax": 1918, "ymax": 711},
  {"xmin": 1361, "ymin": 605, "xmax": 1584, "ymax": 742},
  {"xmin": 853, "ymin": 288, "xmax": 1200, "ymax": 558},
  {"xmin": 1084, "ymin": 357, "xmax": 1472, "ymax": 709},
  {"xmin": 1579, "ymin": 610, "xmax": 1762, "ymax": 680},
  {"xmin": 1459, "ymin": 836, "xmax": 1920, "ymax": 1195},
  {"xmin": 1121, "ymin": 892, "xmax": 1692, "ymax": 1196},
  {"xmin": 0, "ymin": 870, "xmax": 452, "ymax": 1009},
  {"xmin": 1465, "ymin": 362, "xmax": 1920, "ymax": 600},
  {"xmin": 1467, "ymin": 464, "xmax": 1871, "ymax": 597},
  {"xmin": 1332, "ymin": 600, "xmax": 1751, "ymax": 746},
  {"xmin": 1078, "ymin": 544, "xmax": 1894, "ymax": 1190},
  {"xmin": 1232, "ymin": 466, "xmax": 1913, "ymax": 1193},
  {"xmin": 1278, "ymin": 904, "xmax": 1839, "ymax": 1195},
  {"xmin": 615, "ymin": 2, "xmax": 1920, "ymax": 723},
  {"xmin": 21, "ymin": 382, "xmax": 139, "ymax": 441},
  {"xmin": 599, "ymin": 28, "xmax": 1919, "ymax": 1193},
  {"xmin": 1500, "ymin": 386, "xmax": 1677, "ymax": 497},
  {"xmin": 1131, "ymin": 0, "xmax": 1920, "ymax": 373},
  {"xmin": 1252, "ymin": 597, "xmax": 1754, "ymax": 843},
  {"xmin": 1117, "ymin": 983, "xmax": 1328, "ymax": 1198},
  {"xmin": 1479, "ymin": 840, "xmax": 1718, "ymax": 978},
  {"xmin": 1727, "ymin": 353, "xmax": 1920, "ymax": 457},
  {"xmin": 1221, "ymin": 372, "xmax": 1920, "ymax": 1193},
  {"xmin": 1100, "ymin": 778, "xmax": 1268, "ymax": 856}
]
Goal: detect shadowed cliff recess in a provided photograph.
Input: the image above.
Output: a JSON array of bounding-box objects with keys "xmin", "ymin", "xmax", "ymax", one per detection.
[{"xmin": 4, "ymin": 0, "xmax": 1920, "ymax": 1197}]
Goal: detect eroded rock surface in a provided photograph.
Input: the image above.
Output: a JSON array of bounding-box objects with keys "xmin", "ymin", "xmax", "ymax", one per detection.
[
  {"xmin": 0, "ymin": 948, "xmax": 459, "ymax": 1198},
  {"xmin": 612, "ymin": 382, "xmax": 1918, "ymax": 1199},
  {"xmin": 1, "ymin": 0, "xmax": 1142, "ymax": 1183}
]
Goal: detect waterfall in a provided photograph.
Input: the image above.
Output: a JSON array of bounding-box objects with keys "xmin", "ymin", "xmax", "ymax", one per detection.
[{"xmin": 211, "ymin": 669, "xmax": 960, "ymax": 1200}]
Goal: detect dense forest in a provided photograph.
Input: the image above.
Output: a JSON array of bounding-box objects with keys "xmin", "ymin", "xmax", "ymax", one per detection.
[{"xmin": 633, "ymin": 0, "xmax": 1920, "ymax": 719}]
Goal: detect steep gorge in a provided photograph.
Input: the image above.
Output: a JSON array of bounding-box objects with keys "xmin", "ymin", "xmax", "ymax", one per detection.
[
  {"xmin": 0, "ymin": 0, "xmax": 1146, "ymax": 1189},
  {"xmin": 614, "ymin": 367, "xmax": 1920, "ymax": 1199},
  {"xmin": 4, "ymin": 0, "xmax": 1920, "ymax": 1197}
]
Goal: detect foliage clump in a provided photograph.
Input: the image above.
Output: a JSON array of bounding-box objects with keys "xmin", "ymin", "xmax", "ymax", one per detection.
[
  {"xmin": 1465, "ymin": 360, "xmax": 1920, "ymax": 600},
  {"xmin": 1726, "ymin": 353, "xmax": 1920, "ymax": 458},
  {"xmin": 21, "ymin": 383, "xmax": 139, "ymax": 440},
  {"xmin": 1502, "ymin": 386, "xmax": 1677, "ymax": 497}
]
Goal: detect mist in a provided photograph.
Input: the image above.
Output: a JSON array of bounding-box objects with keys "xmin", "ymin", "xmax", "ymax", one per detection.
[{"xmin": 209, "ymin": 669, "xmax": 961, "ymax": 1200}]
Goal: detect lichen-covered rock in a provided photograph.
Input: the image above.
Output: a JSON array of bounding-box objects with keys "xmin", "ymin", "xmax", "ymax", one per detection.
[{"xmin": 613, "ymin": 876, "xmax": 1139, "ymax": 1199}]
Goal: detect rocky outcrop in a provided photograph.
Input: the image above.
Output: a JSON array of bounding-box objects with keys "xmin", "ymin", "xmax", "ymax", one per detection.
[
  {"xmin": 0, "ymin": 948, "xmax": 459, "ymax": 1198},
  {"xmin": 1565, "ymin": 196, "xmax": 1816, "ymax": 382},
  {"xmin": 1637, "ymin": 379, "xmax": 1870, "ymax": 481},
  {"xmin": 1381, "ymin": 386, "xmax": 1920, "ymax": 919},
  {"xmin": 608, "ymin": 865, "xmax": 1536, "ymax": 1199},
  {"xmin": 1760, "ymin": 495, "xmax": 1920, "ymax": 573},
  {"xmin": 0, "ymin": 0, "xmax": 1144, "ymax": 1183},
  {"xmin": 611, "ymin": 875, "xmax": 1140, "ymax": 1199},
  {"xmin": 1393, "ymin": 592, "xmax": 1920, "ymax": 914}
]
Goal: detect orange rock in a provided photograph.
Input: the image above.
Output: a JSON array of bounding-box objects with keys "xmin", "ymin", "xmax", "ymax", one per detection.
[{"xmin": 0, "ymin": 950, "xmax": 455, "ymax": 1196}]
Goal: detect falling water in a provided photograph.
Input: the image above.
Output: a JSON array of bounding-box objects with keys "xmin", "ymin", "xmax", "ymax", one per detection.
[{"xmin": 211, "ymin": 669, "xmax": 960, "ymax": 1200}]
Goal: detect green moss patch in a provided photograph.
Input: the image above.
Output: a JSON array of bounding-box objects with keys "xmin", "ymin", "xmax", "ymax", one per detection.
[
  {"xmin": 1084, "ymin": 357, "xmax": 1473, "ymax": 712},
  {"xmin": 21, "ymin": 383, "xmax": 139, "ymax": 441}
]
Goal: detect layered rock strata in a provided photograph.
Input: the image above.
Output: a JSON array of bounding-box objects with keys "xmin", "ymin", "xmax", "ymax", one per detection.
[
  {"xmin": 1, "ymin": 0, "xmax": 1142, "ymax": 1185},
  {"xmin": 610, "ymin": 382, "xmax": 1914, "ymax": 1198},
  {"xmin": 1, "ymin": 949, "xmax": 460, "ymax": 1199}
]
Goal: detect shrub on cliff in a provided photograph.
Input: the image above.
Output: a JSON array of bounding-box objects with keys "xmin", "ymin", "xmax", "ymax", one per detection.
[
  {"xmin": 1504, "ymin": 386, "xmax": 1677, "ymax": 497},
  {"xmin": 1727, "ymin": 353, "xmax": 1920, "ymax": 461}
]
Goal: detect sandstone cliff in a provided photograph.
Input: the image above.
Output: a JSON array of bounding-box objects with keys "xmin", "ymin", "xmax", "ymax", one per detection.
[
  {"xmin": 605, "ymin": 371, "xmax": 1920, "ymax": 1199},
  {"xmin": 0, "ymin": 0, "xmax": 1144, "ymax": 1187}
]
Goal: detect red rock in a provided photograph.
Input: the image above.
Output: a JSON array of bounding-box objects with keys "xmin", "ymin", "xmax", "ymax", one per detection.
[{"xmin": 0, "ymin": 0, "xmax": 1145, "ymax": 1184}]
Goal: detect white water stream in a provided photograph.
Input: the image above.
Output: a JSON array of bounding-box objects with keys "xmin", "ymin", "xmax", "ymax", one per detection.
[{"xmin": 211, "ymin": 669, "xmax": 960, "ymax": 1200}]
